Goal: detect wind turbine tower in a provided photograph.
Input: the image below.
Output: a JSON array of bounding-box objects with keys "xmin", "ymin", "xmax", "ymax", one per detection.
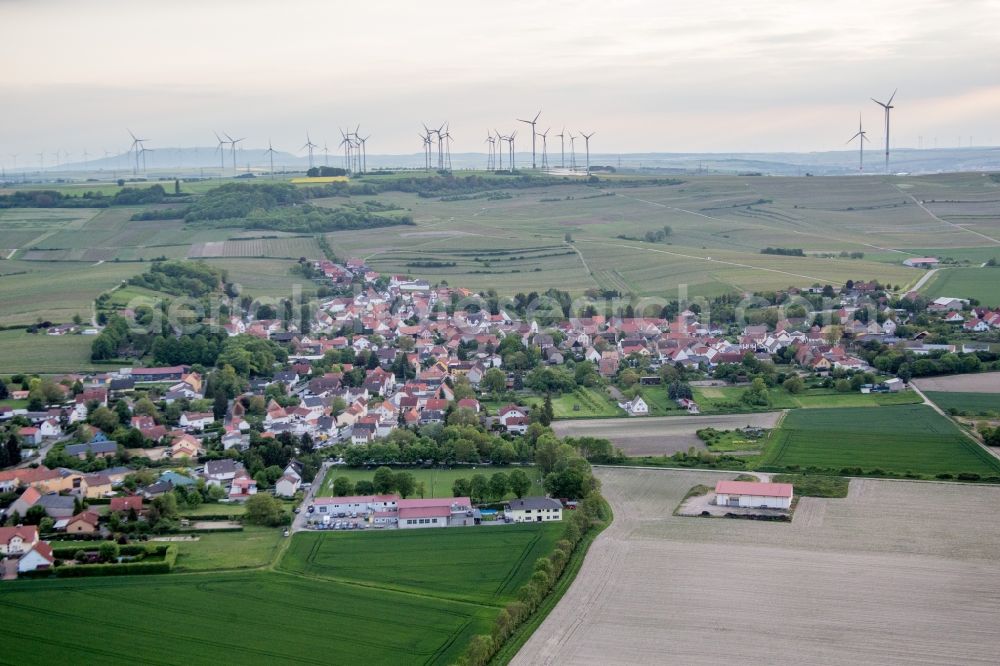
[
  {"xmin": 580, "ymin": 131, "xmax": 594, "ymax": 175},
  {"xmin": 847, "ymin": 114, "xmax": 870, "ymax": 172},
  {"xmin": 225, "ymin": 133, "xmax": 245, "ymax": 173},
  {"xmin": 517, "ymin": 110, "xmax": 541, "ymax": 168},
  {"xmin": 265, "ymin": 140, "xmax": 277, "ymax": 178},
  {"xmin": 568, "ymin": 133, "xmax": 577, "ymax": 171},
  {"xmin": 214, "ymin": 132, "xmax": 229, "ymax": 178},
  {"xmin": 556, "ymin": 128, "xmax": 566, "ymax": 168},
  {"xmin": 302, "ymin": 133, "xmax": 317, "ymax": 169},
  {"xmin": 871, "ymin": 89, "xmax": 897, "ymax": 174},
  {"xmin": 538, "ymin": 128, "xmax": 550, "ymax": 169}
]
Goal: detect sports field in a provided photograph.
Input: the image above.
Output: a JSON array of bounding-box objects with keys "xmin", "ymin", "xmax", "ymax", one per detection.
[
  {"xmin": 759, "ymin": 404, "xmax": 1000, "ymax": 478},
  {"xmin": 317, "ymin": 465, "xmax": 544, "ymax": 498}
]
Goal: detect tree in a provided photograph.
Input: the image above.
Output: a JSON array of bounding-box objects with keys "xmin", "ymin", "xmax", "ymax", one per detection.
[
  {"xmin": 25, "ymin": 505, "xmax": 48, "ymax": 526},
  {"xmin": 331, "ymin": 476, "xmax": 354, "ymax": 496},
  {"xmin": 244, "ymin": 493, "xmax": 285, "ymax": 526},
  {"xmin": 667, "ymin": 381, "xmax": 693, "ymax": 400},
  {"xmin": 491, "ymin": 441, "xmax": 516, "ymax": 465},
  {"xmin": 470, "ymin": 474, "xmax": 489, "ymax": 503},
  {"xmin": 394, "ymin": 472, "xmax": 416, "ymax": 498},
  {"xmin": 355, "ymin": 480, "xmax": 375, "ymax": 495},
  {"xmin": 373, "ymin": 466, "xmax": 395, "ymax": 494},
  {"xmin": 88, "ymin": 405, "xmax": 119, "ymax": 433},
  {"xmin": 539, "ymin": 395, "xmax": 554, "ymax": 426},
  {"xmin": 740, "ymin": 377, "xmax": 770, "ymax": 406},
  {"xmin": 415, "ymin": 481, "xmax": 426, "ymax": 498},
  {"xmin": 834, "ymin": 378, "xmax": 851, "ymax": 392},
  {"xmin": 508, "ymin": 469, "xmax": 532, "ymax": 498},
  {"xmin": 114, "ymin": 398, "xmax": 131, "ymax": 424},
  {"xmin": 98, "ymin": 541, "xmax": 120, "ymax": 563},
  {"xmin": 481, "ymin": 368, "xmax": 507, "ymax": 395},
  {"xmin": 488, "ymin": 472, "xmax": 509, "ymax": 501},
  {"xmin": 452, "ymin": 478, "xmax": 472, "ymax": 497},
  {"xmin": 782, "ymin": 375, "xmax": 805, "ymax": 394},
  {"xmin": 5, "ymin": 434, "xmax": 22, "ymax": 467}
]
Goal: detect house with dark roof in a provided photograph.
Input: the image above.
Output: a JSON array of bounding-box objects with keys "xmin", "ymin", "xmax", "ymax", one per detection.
[
  {"xmin": 64, "ymin": 441, "xmax": 118, "ymax": 460},
  {"xmin": 506, "ymin": 497, "xmax": 563, "ymax": 523}
]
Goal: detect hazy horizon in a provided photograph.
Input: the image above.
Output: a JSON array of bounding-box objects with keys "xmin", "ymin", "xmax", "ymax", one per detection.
[{"xmin": 3, "ymin": 0, "xmax": 1000, "ymax": 163}]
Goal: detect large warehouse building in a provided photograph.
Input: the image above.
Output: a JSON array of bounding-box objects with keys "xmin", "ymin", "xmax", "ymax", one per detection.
[{"xmin": 714, "ymin": 480, "xmax": 793, "ymax": 510}]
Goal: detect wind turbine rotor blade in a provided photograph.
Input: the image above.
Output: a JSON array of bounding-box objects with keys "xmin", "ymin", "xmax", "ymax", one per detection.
[{"xmin": 887, "ymin": 88, "xmax": 897, "ymax": 105}]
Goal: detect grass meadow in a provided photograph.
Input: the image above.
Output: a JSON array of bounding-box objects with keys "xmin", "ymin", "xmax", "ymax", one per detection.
[{"xmin": 759, "ymin": 404, "xmax": 1000, "ymax": 479}]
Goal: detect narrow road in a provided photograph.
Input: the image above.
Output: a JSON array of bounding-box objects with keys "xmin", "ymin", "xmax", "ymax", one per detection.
[
  {"xmin": 895, "ymin": 186, "xmax": 1000, "ymax": 245},
  {"xmin": 910, "ymin": 268, "xmax": 938, "ymax": 293},
  {"xmin": 290, "ymin": 460, "xmax": 332, "ymax": 533}
]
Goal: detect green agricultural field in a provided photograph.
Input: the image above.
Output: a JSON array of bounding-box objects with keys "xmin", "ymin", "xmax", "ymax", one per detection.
[
  {"xmin": 0, "ymin": 329, "xmax": 104, "ymax": 373},
  {"xmin": 0, "ymin": 571, "xmax": 494, "ymax": 665},
  {"xmin": 759, "ymin": 404, "xmax": 1000, "ymax": 479},
  {"xmin": 693, "ymin": 385, "xmax": 921, "ymax": 412},
  {"xmin": 0, "ymin": 522, "xmax": 567, "ymax": 664},
  {"xmin": 924, "ymin": 391, "xmax": 1000, "ymax": 417},
  {"xmin": 921, "ymin": 266, "xmax": 1000, "ymax": 306},
  {"xmin": 0, "ymin": 259, "xmax": 144, "ymax": 326},
  {"xmin": 280, "ymin": 524, "xmax": 563, "ymax": 604},
  {"xmin": 317, "ymin": 465, "xmax": 544, "ymax": 498}
]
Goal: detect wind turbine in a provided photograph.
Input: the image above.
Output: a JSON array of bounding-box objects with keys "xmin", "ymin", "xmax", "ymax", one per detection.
[
  {"xmin": 419, "ymin": 127, "xmax": 433, "ymax": 170},
  {"xmin": 508, "ymin": 130, "xmax": 517, "ymax": 171},
  {"xmin": 847, "ymin": 114, "xmax": 870, "ymax": 173},
  {"xmin": 265, "ymin": 139, "xmax": 278, "ymax": 178},
  {"xmin": 302, "ymin": 133, "xmax": 317, "ymax": 169},
  {"xmin": 517, "ymin": 110, "xmax": 541, "ymax": 168},
  {"xmin": 127, "ymin": 129, "xmax": 147, "ymax": 175},
  {"xmin": 568, "ymin": 132, "xmax": 577, "ymax": 171},
  {"xmin": 441, "ymin": 125, "xmax": 452, "ymax": 171},
  {"xmin": 538, "ymin": 128, "xmax": 550, "ymax": 169},
  {"xmin": 495, "ymin": 130, "xmax": 504, "ymax": 171},
  {"xmin": 580, "ymin": 132, "xmax": 594, "ymax": 175},
  {"xmin": 871, "ymin": 89, "xmax": 897, "ymax": 174},
  {"xmin": 556, "ymin": 128, "xmax": 566, "ymax": 168},
  {"xmin": 225, "ymin": 133, "xmax": 244, "ymax": 173},
  {"xmin": 358, "ymin": 134, "xmax": 369, "ymax": 174},
  {"xmin": 323, "ymin": 141, "xmax": 330, "ymax": 167},
  {"xmin": 214, "ymin": 132, "xmax": 229, "ymax": 178},
  {"xmin": 485, "ymin": 133, "xmax": 495, "ymax": 170},
  {"xmin": 339, "ymin": 129, "xmax": 353, "ymax": 173}
]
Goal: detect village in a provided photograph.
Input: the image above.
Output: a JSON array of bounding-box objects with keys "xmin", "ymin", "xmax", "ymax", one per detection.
[{"xmin": 1, "ymin": 255, "xmax": 998, "ymax": 579}]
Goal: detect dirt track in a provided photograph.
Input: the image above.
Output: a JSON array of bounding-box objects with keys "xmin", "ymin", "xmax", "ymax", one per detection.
[
  {"xmin": 551, "ymin": 413, "xmax": 784, "ymax": 456},
  {"xmin": 913, "ymin": 372, "xmax": 1000, "ymax": 393},
  {"xmin": 512, "ymin": 469, "xmax": 1000, "ymax": 665}
]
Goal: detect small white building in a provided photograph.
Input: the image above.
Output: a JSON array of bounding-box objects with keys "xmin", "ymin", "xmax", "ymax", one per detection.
[
  {"xmin": 312, "ymin": 494, "xmax": 399, "ymax": 515},
  {"xmin": 274, "ymin": 474, "xmax": 301, "ymax": 498},
  {"xmin": 506, "ymin": 497, "xmax": 564, "ymax": 523},
  {"xmin": 715, "ymin": 480, "xmax": 793, "ymax": 510},
  {"xmin": 397, "ymin": 497, "xmax": 472, "ymax": 529},
  {"xmin": 618, "ymin": 396, "xmax": 649, "ymax": 416},
  {"xmin": 18, "ymin": 542, "xmax": 55, "ymax": 573}
]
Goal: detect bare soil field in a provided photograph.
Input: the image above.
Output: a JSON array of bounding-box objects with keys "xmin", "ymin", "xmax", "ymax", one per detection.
[
  {"xmin": 551, "ymin": 413, "xmax": 784, "ymax": 456},
  {"xmin": 913, "ymin": 372, "xmax": 1000, "ymax": 393},
  {"xmin": 513, "ymin": 468, "xmax": 1000, "ymax": 666}
]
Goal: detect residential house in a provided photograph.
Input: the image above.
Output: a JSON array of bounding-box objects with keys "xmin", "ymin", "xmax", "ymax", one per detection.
[
  {"xmin": 204, "ymin": 459, "xmax": 243, "ymax": 487},
  {"xmin": 275, "ymin": 474, "xmax": 301, "ymax": 498},
  {"xmin": 506, "ymin": 497, "xmax": 564, "ymax": 523},
  {"xmin": 17, "ymin": 541, "xmax": 54, "ymax": 573},
  {"xmin": 0, "ymin": 525, "xmax": 39, "ymax": 555},
  {"xmin": 65, "ymin": 511, "xmax": 100, "ymax": 534},
  {"xmin": 109, "ymin": 496, "xmax": 144, "ymax": 514},
  {"xmin": 64, "ymin": 441, "xmax": 118, "ymax": 460},
  {"xmin": 228, "ymin": 471, "xmax": 257, "ymax": 501},
  {"xmin": 618, "ymin": 396, "xmax": 649, "ymax": 416}
]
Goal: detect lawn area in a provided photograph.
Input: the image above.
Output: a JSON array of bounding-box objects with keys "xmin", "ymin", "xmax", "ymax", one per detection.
[
  {"xmin": 0, "ymin": 571, "xmax": 494, "ymax": 665},
  {"xmin": 759, "ymin": 404, "xmax": 1000, "ymax": 479},
  {"xmin": 317, "ymin": 465, "xmax": 544, "ymax": 498},
  {"xmin": 172, "ymin": 526, "xmax": 285, "ymax": 572},
  {"xmin": 921, "ymin": 266, "xmax": 1000, "ymax": 307},
  {"xmin": 178, "ymin": 500, "xmax": 298, "ymax": 518},
  {"xmin": 925, "ymin": 391, "xmax": 1000, "ymax": 417},
  {"xmin": 280, "ymin": 524, "xmax": 564, "ymax": 604},
  {"xmin": 0, "ymin": 329, "xmax": 103, "ymax": 373}
]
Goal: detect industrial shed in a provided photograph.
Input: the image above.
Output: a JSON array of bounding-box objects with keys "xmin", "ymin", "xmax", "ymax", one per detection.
[{"xmin": 715, "ymin": 480, "xmax": 793, "ymax": 510}]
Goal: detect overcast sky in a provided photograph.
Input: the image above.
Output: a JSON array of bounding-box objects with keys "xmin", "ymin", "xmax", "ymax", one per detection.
[{"xmin": 2, "ymin": 0, "xmax": 999, "ymax": 162}]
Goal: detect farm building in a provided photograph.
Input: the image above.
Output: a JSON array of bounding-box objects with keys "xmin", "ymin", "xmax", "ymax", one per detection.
[
  {"xmin": 903, "ymin": 257, "xmax": 940, "ymax": 268},
  {"xmin": 715, "ymin": 480, "xmax": 793, "ymax": 510},
  {"xmin": 506, "ymin": 497, "xmax": 564, "ymax": 523}
]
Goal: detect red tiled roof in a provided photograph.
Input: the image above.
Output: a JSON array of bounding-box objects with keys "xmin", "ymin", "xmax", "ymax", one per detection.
[{"xmin": 715, "ymin": 480, "xmax": 793, "ymax": 498}]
